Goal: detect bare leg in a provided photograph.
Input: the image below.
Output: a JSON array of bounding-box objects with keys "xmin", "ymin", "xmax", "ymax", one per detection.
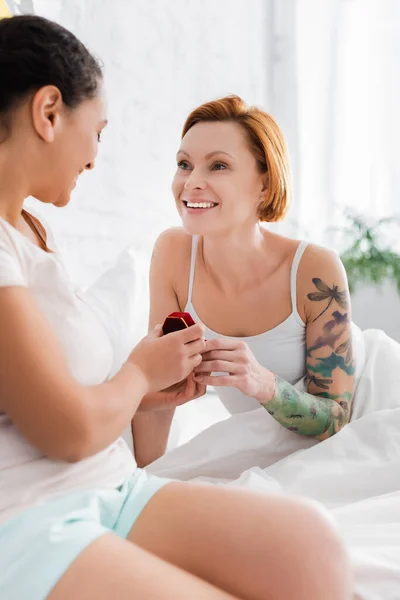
[
  {"xmin": 48, "ymin": 533, "xmax": 239, "ymax": 600},
  {"xmin": 129, "ymin": 482, "xmax": 353, "ymax": 600}
]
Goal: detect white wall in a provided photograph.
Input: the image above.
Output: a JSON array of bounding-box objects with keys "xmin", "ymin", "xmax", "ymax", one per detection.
[
  {"xmin": 31, "ymin": 0, "xmax": 270, "ymax": 286},
  {"xmin": 352, "ymin": 283, "xmax": 400, "ymax": 342},
  {"xmin": 29, "ymin": 1, "xmax": 400, "ymax": 343}
]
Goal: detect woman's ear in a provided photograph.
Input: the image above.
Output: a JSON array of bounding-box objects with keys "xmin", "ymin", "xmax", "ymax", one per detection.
[
  {"xmin": 261, "ymin": 172, "xmax": 269, "ymax": 194},
  {"xmin": 31, "ymin": 85, "xmax": 63, "ymax": 143},
  {"xmin": 256, "ymin": 173, "xmax": 270, "ymax": 217}
]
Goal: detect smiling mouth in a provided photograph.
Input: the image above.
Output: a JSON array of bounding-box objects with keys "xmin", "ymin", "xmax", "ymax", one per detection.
[{"xmin": 183, "ymin": 201, "xmax": 219, "ymax": 210}]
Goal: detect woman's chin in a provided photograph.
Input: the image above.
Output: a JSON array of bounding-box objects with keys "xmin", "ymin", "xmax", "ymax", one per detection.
[
  {"xmin": 31, "ymin": 190, "xmax": 70, "ymax": 208},
  {"xmin": 53, "ymin": 191, "xmax": 72, "ymax": 208},
  {"xmin": 180, "ymin": 216, "xmax": 216, "ymax": 237},
  {"xmin": 182, "ymin": 222, "xmax": 212, "ymax": 236}
]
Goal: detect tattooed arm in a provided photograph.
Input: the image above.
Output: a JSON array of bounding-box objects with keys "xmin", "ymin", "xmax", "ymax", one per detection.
[
  {"xmin": 260, "ymin": 246, "xmax": 354, "ymax": 440},
  {"xmin": 193, "ymin": 245, "xmax": 354, "ymax": 440}
]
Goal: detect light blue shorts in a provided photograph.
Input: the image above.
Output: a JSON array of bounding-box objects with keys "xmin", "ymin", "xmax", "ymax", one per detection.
[{"xmin": 0, "ymin": 469, "xmax": 171, "ymax": 600}]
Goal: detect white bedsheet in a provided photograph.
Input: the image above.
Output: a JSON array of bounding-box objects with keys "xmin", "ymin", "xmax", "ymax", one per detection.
[{"xmin": 148, "ymin": 328, "xmax": 400, "ymax": 600}]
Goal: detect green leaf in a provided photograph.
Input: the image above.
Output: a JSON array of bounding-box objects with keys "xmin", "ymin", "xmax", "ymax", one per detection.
[{"xmin": 338, "ymin": 211, "xmax": 400, "ymax": 295}]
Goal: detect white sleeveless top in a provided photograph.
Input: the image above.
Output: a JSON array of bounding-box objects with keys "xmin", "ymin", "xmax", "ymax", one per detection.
[{"xmin": 185, "ymin": 236, "xmax": 308, "ymax": 414}]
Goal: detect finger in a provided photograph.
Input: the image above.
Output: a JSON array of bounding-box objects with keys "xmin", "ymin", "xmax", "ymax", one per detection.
[
  {"xmin": 193, "ymin": 374, "xmax": 236, "ymax": 387},
  {"xmin": 194, "ymin": 360, "xmax": 239, "ymax": 374},
  {"xmin": 201, "ymin": 349, "xmax": 240, "ymax": 362},
  {"xmin": 204, "ymin": 338, "xmax": 245, "ymax": 353},
  {"xmin": 168, "ymin": 323, "xmax": 204, "ymax": 345},
  {"xmin": 148, "ymin": 324, "xmax": 163, "ymax": 339},
  {"xmin": 162, "ymin": 381, "xmax": 185, "ymax": 393},
  {"xmin": 179, "ymin": 375, "xmax": 205, "ymax": 401},
  {"xmin": 185, "ymin": 338, "xmax": 206, "ymax": 356},
  {"xmin": 188, "ymin": 353, "xmax": 203, "ymax": 371},
  {"xmin": 183, "ymin": 372, "xmax": 196, "ymax": 396},
  {"xmin": 195, "ymin": 374, "xmax": 210, "ymax": 394},
  {"xmin": 193, "ymin": 385, "xmax": 207, "ymax": 399},
  {"xmin": 179, "ymin": 322, "xmax": 205, "ymax": 343}
]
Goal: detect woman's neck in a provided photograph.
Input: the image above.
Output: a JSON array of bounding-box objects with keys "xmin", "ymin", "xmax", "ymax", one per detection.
[
  {"xmin": 0, "ymin": 154, "xmax": 27, "ymax": 226},
  {"xmin": 200, "ymin": 225, "xmax": 274, "ymax": 294}
]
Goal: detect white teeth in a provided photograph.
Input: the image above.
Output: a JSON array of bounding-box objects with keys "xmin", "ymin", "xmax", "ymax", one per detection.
[{"xmin": 186, "ymin": 201, "xmax": 216, "ymax": 209}]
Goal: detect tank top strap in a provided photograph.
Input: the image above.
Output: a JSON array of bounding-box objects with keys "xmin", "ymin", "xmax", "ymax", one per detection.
[
  {"xmin": 290, "ymin": 241, "xmax": 309, "ymax": 323},
  {"xmin": 187, "ymin": 235, "xmax": 199, "ymax": 305}
]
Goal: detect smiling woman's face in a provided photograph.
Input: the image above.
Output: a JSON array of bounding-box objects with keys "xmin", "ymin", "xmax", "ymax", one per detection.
[
  {"xmin": 31, "ymin": 82, "xmax": 108, "ymax": 208},
  {"xmin": 172, "ymin": 121, "xmax": 266, "ymax": 237}
]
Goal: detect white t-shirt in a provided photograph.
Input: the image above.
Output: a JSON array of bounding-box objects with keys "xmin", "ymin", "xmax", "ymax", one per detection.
[{"xmin": 0, "ymin": 215, "xmax": 136, "ymax": 524}]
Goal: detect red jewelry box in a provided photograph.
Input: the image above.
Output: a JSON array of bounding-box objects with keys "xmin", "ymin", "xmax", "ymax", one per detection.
[{"xmin": 162, "ymin": 312, "xmax": 196, "ymax": 335}]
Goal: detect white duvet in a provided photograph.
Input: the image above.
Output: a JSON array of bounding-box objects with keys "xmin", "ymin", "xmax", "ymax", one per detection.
[{"xmin": 147, "ymin": 327, "xmax": 400, "ymax": 600}]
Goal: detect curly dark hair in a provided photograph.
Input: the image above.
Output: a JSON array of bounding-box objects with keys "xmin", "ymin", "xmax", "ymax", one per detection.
[{"xmin": 0, "ymin": 14, "xmax": 102, "ymax": 121}]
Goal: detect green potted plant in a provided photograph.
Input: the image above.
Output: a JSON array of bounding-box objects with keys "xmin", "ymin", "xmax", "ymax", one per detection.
[{"xmin": 336, "ymin": 212, "xmax": 400, "ymax": 294}]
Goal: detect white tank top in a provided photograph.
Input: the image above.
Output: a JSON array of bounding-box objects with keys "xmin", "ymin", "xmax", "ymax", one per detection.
[{"xmin": 185, "ymin": 236, "xmax": 308, "ymax": 414}]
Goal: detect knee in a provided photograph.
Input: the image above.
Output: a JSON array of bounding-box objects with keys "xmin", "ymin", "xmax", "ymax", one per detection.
[
  {"xmin": 295, "ymin": 497, "xmax": 346, "ymax": 554},
  {"xmin": 251, "ymin": 493, "xmax": 352, "ymax": 599},
  {"xmin": 285, "ymin": 497, "xmax": 352, "ymax": 595}
]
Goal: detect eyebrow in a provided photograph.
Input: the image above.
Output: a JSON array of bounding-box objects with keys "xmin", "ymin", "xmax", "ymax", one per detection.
[{"xmin": 177, "ymin": 150, "xmax": 234, "ymax": 159}]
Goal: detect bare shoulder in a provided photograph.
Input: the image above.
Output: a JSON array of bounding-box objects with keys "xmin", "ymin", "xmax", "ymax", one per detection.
[
  {"xmin": 153, "ymin": 226, "xmax": 191, "ymax": 255},
  {"xmin": 297, "ymin": 243, "xmax": 350, "ymax": 321},
  {"xmin": 150, "ymin": 227, "xmax": 194, "ymax": 308},
  {"xmin": 298, "ymin": 243, "xmax": 346, "ymax": 281},
  {"xmin": 151, "ymin": 227, "xmax": 192, "ymax": 273},
  {"xmin": 262, "ymin": 232, "xmax": 346, "ymax": 283}
]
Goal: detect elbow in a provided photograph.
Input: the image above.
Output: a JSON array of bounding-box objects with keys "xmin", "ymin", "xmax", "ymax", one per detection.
[
  {"xmin": 135, "ymin": 452, "xmax": 163, "ymax": 469},
  {"xmin": 316, "ymin": 428, "xmax": 339, "ymax": 442},
  {"xmin": 61, "ymin": 442, "xmax": 91, "ymax": 464},
  {"xmin": 134, "ymin": 447, "xmax": 166, "ymax": 469},
  {"xmin": 48, "ymin": 436, "xmax": 92, "ymax": 464},
  {"xmin": 61, "ymin": 425, "xmax": 98, "ymax": 463},
  {"xmin": 20, "ymin": 387, "xmax": 101, "ymax": 464},
  {"xmin": 55, "ymin": 438, "xmax": 95, "ymax": 464},
  {"xmin": 136, "ymin": 450, "xmax": 166, "ymax": 468},
  {"xmin": 316, "ymin": 414, "xmax": 349, "ymax": 441},
  {"xmin": 46, "ymin": 410, "xmax": 97, "ymax": 464}
]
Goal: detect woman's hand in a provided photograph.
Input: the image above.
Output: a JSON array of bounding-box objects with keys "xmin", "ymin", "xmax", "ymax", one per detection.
[
  {"xmin": 193, "ymin": 338, "xmax": 275, "ymax": 403},
  {"xmin": 137, "ymin": 373, "xmax": 207, "ymax": 412},
  {"xmin": 127, "ymin": 323, "xmax": 205, "ymax": 394}
]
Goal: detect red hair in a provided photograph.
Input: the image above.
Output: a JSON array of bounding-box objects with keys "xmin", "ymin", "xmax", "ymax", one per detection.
[{"xmin": 182, "ymin": 95, "xmax": 291, "ymax": 222}]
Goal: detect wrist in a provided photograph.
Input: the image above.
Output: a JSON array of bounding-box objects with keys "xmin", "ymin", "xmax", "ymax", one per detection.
[
  {"xmin": 136, "ymin": 391, "xmax": 176, "ymax": 413},
  {"xmin": 118, "ymin": 361, "xmax": 150, "ymax": 399},
  {"xmin": 136, "ymin": 391, "xmax": 158, "ymax": 413},
  {"xmin": 255, "ymin": 370, "xmax": 277, "ymax": 405}
]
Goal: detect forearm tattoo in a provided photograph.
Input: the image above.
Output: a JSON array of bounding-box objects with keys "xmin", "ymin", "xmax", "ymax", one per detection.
[
  {"xmin": 260, "ymin": 376, "xmax": 352, "ymax": 437},
  {"xmin": 260, "ymin": 277, "xmax": 355, "ymax": 438}
]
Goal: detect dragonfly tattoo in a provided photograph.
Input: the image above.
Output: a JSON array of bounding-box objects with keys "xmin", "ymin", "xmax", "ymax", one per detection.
[
  {"xmin": 305, "ymin": 373, "xmax": 333, "ymax": 390},
  {"xmin": 307, "ymin": 278, "xmax": 348, "ymax": 322},
  {"xmin": 335, "ymin": 337, "xmax": 353, "ymax": 365}
]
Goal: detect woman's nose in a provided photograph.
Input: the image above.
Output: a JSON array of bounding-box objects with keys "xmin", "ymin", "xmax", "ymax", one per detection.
[
  {"xmin": 85, "ymin": 161, "xmax": 95, "ymax": 171},
  {"xmin": 184, "ymin": 170, "xmax": 206, "ymax": 190}
]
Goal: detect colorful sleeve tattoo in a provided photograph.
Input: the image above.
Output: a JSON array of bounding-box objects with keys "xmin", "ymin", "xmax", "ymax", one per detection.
[{"xmin": 260, "ymin": 277, "xmax": 355, "ymax": 439}]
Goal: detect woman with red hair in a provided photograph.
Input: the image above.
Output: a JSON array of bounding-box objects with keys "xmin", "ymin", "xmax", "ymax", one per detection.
[{"xmin": 137, "ymin": 95, "xmax": 355, "ymax": 466}]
